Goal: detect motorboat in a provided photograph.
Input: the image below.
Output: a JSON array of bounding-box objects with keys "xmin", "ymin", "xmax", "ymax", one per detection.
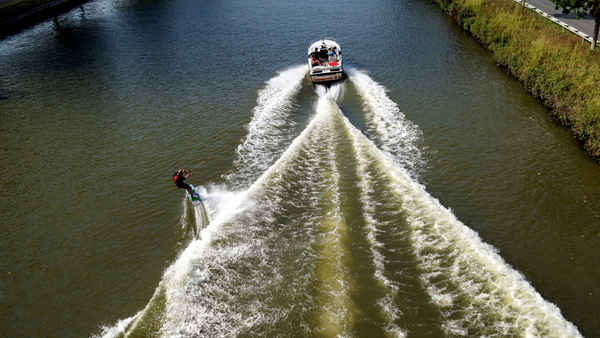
[{"xmin": 307, "ymin": 38, "xmax": 343, "ymax": 83}]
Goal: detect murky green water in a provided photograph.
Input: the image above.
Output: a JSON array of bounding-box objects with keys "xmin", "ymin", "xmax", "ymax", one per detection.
[{"xmin": 1, "ymin": 0, "xmax": 598, "ymax": 337}]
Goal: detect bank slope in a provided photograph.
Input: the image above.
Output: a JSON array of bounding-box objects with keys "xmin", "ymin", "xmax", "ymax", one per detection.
[{"xmin": 433, "ymin": 0, "xmax": 600, "ymax": 160}]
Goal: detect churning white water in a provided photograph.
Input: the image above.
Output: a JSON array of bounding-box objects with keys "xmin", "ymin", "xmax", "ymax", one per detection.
[{"xmin": 95, "ymin": 67, "xmax": 582, "ymax": 338}]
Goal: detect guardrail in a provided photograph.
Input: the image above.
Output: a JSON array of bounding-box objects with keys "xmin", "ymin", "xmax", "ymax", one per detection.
[{"xmin": 514, "ymin": 0, "xmax": 600, "ymax": 44}]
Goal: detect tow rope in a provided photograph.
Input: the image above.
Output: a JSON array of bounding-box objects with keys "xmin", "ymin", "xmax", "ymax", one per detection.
[{"xmin": 186, "ymin": 135, "xmax": 242, "ymax": 174}]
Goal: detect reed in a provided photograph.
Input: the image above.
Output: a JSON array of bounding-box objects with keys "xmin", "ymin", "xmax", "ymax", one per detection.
[{"xmin": 433, "ymin": 0, "xmax": 600, "ymax": 159}]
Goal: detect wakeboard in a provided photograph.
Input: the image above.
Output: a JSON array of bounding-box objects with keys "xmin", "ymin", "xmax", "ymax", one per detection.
[{"xmin": 186, "ymin": 184, "xmax": 202, "ymax": 206}]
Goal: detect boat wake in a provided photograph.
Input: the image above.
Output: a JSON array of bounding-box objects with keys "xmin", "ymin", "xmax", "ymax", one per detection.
[{"xmin": 93, "ymin": 66, "xmax": 582, "ymax": 338}]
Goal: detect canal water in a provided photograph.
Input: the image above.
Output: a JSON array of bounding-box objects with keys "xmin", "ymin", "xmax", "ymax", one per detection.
[{"xmin": 0, "ymin": 0, "xmax": 598, "ymax": 337}]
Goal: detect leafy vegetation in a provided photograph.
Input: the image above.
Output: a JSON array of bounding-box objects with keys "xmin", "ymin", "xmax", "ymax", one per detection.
[
  {"xmin": 549, "ymin": 0, "xmax": 600, "ymax": 50},
  {"xmin": 433, "ymin": 0, "xmax": 600, "ymax": 160}
]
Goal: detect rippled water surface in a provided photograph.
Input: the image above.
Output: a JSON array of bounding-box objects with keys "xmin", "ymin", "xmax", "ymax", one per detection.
[{"xmin": 0, "ymin": 0, "xmax": 598, "ymax": 337}]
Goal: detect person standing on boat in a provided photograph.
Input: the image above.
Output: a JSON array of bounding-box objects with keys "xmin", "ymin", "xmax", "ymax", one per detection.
[{"xmin": 328, "ymin": 47, "xmax": 338, "ymax": 61}]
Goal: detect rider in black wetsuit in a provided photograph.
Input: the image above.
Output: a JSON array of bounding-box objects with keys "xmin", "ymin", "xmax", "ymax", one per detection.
[{"xmin": 173, "ymin": 169, "xmax": 194, "ymax": 195}]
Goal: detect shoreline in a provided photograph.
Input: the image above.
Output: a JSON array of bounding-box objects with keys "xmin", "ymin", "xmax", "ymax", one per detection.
[{"xmin": 431, "ymin": 0, "xmax": 600, "ymax": 161}]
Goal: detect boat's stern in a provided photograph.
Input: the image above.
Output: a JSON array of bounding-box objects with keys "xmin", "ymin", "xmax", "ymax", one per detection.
[{"xmin": 310, "ymin": 67, "xmax": 343, "ymax": 83}]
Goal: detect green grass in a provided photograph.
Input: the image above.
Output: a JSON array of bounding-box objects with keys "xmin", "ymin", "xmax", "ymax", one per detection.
[{"xmin": 433, "ymin": 0, "xmax": 600, "ymax": 159}]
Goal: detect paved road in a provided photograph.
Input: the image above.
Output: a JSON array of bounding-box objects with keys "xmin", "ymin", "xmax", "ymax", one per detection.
[{"xmin": 518, "ymin": 0, "xmax": 598, "ymax": 42}]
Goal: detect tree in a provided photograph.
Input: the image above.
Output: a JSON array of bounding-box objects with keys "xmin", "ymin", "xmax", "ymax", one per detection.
[{"xmin": 550, "ymin": 0, "xmax": 600, "ymax": 50}]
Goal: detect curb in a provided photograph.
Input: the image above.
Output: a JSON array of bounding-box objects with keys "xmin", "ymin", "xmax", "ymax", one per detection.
[{"xmin": 513, "ymin": 0, "xmax": 600, "ymax": 44}]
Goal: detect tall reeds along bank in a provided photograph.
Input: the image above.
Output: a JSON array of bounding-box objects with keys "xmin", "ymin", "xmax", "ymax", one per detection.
[{"xmin": 432, "ymin": 0, "xmax": 600, "ymax": 160}]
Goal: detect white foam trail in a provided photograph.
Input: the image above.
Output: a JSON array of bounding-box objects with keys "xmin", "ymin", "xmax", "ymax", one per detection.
[
  {"xmin": 320, "ymin": 72, "xmax": 583, "ymax": 336},
  {"xmin": 183, "ymin": 94, "xmax": 357, "ymax": 337},
  {"xmin": 346, "ymin": 122, "xmax": 407, "ymax": 338},
  {"xmin": 346, "ymin": 67, "xmax": 424, "ymax": 177},
  {"xmin": 93, "ymin": 67, "xmax": 308, "ymax": 338},
  {"xmin": 327, "ymin": 81, "xmax": 344, "ymax": 102},
  {"xmin": 244, "ymin": 93, "xmax": 329, "ymax": 196},
  {"xmin": 157, "ymin": 66, "xmax": 311, "ymax": 335},
  {"xmin": 314, "ymin": 83, "xmax": 328, "ymax": 97},
  {"xmin": 227, "ymin": 65, "xmax": 307, "ymax": 187},
  {"xmin": 159, "ymin": 188, "xmax": 252, "ymax": 337},
  {"xmin": 335, "ymin": 109, "xmax": 582, "ymax": 336},
  {"xmin": 92, "ymin": 314, "xmax": 139, "ymax": 338},
  {"xmin": 94, "ymin": 193, "xmax": 211, "ymax": 338},
  {"xmin": 95, "ymin": 67, "xmax": 582, "ymax": 338},
  {"xmin": 310, "ymin": 96, "xmax": 355, "ymax": 337}
]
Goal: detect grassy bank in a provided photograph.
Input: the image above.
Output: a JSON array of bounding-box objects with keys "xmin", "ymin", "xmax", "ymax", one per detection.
[{"xmin": 433, "ymin": 0, "xmax": 600, "ymax": 160}]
